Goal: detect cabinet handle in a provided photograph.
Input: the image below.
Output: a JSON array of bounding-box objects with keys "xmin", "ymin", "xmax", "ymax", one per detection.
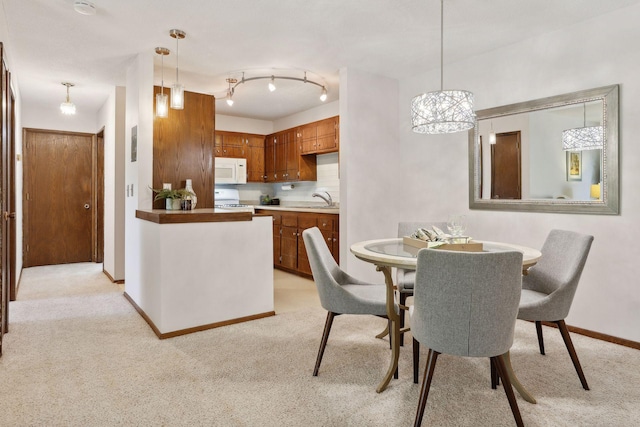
[
  {"xmin": 293, "ymin": 232, "xmax": 298, "ymax": 236},
  {"xmin": 327, "ymin": 237, "xmax": 331, "ymax": 242},
  {"xmin": 333, "ymin": 238, "xmax": 337, "ymax": 242}
]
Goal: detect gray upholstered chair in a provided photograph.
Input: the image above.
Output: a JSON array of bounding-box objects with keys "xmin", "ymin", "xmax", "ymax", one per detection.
[
  {"xmin": 397, "ymin": 221, "xmax": 447, "ymax": 345},
  {"xmin": 518, "ymin": 229, "xmax": 594, "ymax": 390},
  {"xmin": 411, "ymin": 249, "xmax": 524, "ymax": 427},
  {"xmin": 302, "ymin": 227, "xmax": 392, "ymax": 376}
]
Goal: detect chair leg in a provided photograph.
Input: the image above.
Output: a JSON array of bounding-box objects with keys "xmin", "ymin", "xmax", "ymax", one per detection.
[
  {"xmin": 535, "ymin": 321, "xmax": 545, "ymax": 355},
  {"xmin": 313, "ymin": 311, "xmax": 336, "ymax": 376},
  {"xmin": 493, "ymin": 355, "xmax": 524, "ymax": 427},
  {"xmin": 399, "ymin": 292, "xmax": 407, "ymax": 346},
  {"xmin": 490, "ymin": 358, "xmax": 498, "ymax": 389},
  {"xmin": 414, "ymin": 349, "xmax": 439, "ymax": 427},
  {"xmin": 555, "ymin": 320, "xmax": 590, "ymax": 390},
  {"xmin": 413, "ymin": 337, "xmax": 420, "ymax": 384}
]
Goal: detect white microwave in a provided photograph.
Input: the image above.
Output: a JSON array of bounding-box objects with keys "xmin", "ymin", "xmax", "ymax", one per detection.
[{"xmin": 215, "ymin": 157, "xmax": 247, "ymax": 184}]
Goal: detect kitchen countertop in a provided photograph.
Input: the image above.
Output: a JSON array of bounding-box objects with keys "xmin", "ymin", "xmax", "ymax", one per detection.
[
  {"xmin": 251, "ymin": 203, "xmax": 339, "ymax": 215},
  {"xmin": 136, "ymin": 208, "xmax": 253, "ymax": 224}
]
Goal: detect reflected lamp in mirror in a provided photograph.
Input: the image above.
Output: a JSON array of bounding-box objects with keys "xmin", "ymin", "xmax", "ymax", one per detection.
[
  {"xmin": 562, "ymin": 103, "xmax": 604, "ymax": 151},
  {"xmin": 590, "ymin": 183, "xmax": 601, "ymax": 200},
  {"xmin": 468, "ymin": 84, "xmax": 619, "ymax": 215}
]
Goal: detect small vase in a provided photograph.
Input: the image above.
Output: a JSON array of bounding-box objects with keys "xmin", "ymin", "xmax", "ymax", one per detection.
[
  {"xmin": 172, "ymin": 199, "xmax": 182, "ymax": 210},
  {"xmin": 165, "ymin": 198, "xmax": 173, "ymax": 210}
]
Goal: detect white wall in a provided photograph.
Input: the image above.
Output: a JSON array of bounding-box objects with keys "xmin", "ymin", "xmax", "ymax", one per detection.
[
  {"xmin": 273, "ymin": 100, "xmax": 339, "ymax": 132},
  {"xmin": 124, "ymin": 52, "xmax": 154, "ymax": 304},
  {"xmin": 340, "ymin": 68, "xmax": 401, "ymax": 283},
  {"xmin": 393, "ymin": 5, "xmax": 640, "ymax": 341},
  {"xmin": 215, "ymin": 114, "xmax": 273, "ymax": 135},
  {"xmin": 97, "ymin": 86, "xmax": 126, "ymax": 281},
  {"xmin": 21, "ymin": 104, "xmax": 97, "ymax": 134}
]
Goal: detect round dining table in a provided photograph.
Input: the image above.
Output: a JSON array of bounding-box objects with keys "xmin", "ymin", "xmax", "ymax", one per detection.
[{"xmin": 350, "ymin": 238, "xmax": 541, "ymax": 401}]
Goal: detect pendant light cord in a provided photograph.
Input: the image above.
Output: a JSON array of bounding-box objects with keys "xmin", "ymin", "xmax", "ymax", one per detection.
[
  {"xmin": 175, "ymin": 35, "xmax": 179, "ymax": 83},
  {"xmin": 440, "ymin": 0, "xmax": 444, "ymax": 91}
]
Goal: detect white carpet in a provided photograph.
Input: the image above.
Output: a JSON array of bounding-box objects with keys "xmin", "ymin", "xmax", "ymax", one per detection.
[{"xmin": 1, "ymin": 263, "xmax": 638, "ymax": 426}]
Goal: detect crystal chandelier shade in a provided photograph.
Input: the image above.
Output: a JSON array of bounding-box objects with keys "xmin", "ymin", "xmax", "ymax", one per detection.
[
  {"xmin": 411, "ymin": 90, "xmax": 475, "ymax": 134},
  {"xmin": 562, "ymin": 103, "xmax": 603, "ymax": 151},
  {"xmin": 562, "ymin": 126, "xmax": 604, "ymax": 151},
  {"xmin": 411, "ymin": 0, "xmax": 475, "ymax": 135}
]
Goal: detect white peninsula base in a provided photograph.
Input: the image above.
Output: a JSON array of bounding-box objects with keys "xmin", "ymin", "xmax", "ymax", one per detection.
[{"xmin": 127, "ymin": 211, "xmax": 274, "ymax": 338}]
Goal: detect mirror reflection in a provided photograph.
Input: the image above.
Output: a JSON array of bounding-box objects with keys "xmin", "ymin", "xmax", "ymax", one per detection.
[{"xmin": 468, "ymin": 85, "xmax": 619, "ymax": 214}]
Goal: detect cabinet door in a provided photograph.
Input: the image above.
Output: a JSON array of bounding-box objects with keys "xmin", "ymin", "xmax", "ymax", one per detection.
[
  {"xmin": 300, "ymin": 123, "xmax": 317, "ymax": 154},
  {"xmin": 281, "ymin": 225, "xmax": 298, "ymax": 270},
  {"xmin": 246, "ymin": 135, "xmax": 265, "ymax": 183},
  {"xmin": 285, "ymin": 129, "xmax": 299, "ymax": 180},
  {"xmin": 265, "ymin": 135, "xmax": 277, "ymax": 182},
  {"xmin": 319, "ymin": 228, "xmax": 339, "ymax": 264},
  {"xmin": 316, "ymin": 117, "xmax": 339, "ymax": 153},
  {"xmin": 297, "ymin": 236, "xmax": 312, "ymax": 275},
  {"xmin": 274, "ymin": 132, "xmax": 288, "ymax": 181},
  {"xmin": 215, "ymin": 133, "xmax": 223, "ymax": 156}
]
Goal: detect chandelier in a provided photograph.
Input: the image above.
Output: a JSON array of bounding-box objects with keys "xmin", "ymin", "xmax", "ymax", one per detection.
[
  {"xmin": 562, "ymin": 103, "xmax": 603, "ymax": 151},
  {"xmin": 411, "ymin": 0, "xmax": 475, "ymax": 134}
]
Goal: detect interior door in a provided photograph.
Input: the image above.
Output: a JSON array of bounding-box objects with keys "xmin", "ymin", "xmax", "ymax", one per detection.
[
  {"xmin": 0, "ymin": 44, "xmax": 8, "ymax": 355},
  {"xmin": 24, "ymin": 129, "xmax": 94, "ymax": 267},
  {"xmin": 491, "ymin": 131, "xmax": 521, "ymax": 199}
]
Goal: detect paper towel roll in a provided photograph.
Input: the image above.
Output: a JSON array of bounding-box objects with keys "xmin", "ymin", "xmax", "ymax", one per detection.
[{"xmin": 281, "ymin": 184, "xmax": 294, "ymax": 190}]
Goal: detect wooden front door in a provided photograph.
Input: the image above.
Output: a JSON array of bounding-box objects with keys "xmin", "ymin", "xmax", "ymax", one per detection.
[
  {"xmin": 491, "ymin": 131, "xmax": 521, "ymax": 200},
  {"xmin": 24, "ymin": 129, "xmax": 94, "ymax": 267}
]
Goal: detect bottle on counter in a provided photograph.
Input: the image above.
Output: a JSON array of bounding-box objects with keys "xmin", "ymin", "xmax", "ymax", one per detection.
[{"xmin": 184, "ymin": 179, "xmax": 197, "ymax": 210}]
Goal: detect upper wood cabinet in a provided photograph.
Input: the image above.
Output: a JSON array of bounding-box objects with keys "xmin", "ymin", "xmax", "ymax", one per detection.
[
  {"xmin": 300, "ymin": 116, "xmax": 340, "ymax": 155},
  {"xmin": 216, "ymin": 130, "xmax": 265, "ymax": 183},
  {"xmin": 153, "ymin": 87, "xmax": 215, "ymax": 208},
  {"xmin": 264, "ymin": 129, "xmax": 316, "ymax": 183}
]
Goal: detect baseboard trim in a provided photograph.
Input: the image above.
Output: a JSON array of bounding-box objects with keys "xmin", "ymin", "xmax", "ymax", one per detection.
[
  {"xmin": 122, "ymin": 292, "xmax": 275, "ymax": 340},
  {"xmin": 537, "ymin": 320, "xmax": 640, "ymax": 350},
  {"xmin": 102, "ymin": 269, "xmax": 124, "ymax": 284}
]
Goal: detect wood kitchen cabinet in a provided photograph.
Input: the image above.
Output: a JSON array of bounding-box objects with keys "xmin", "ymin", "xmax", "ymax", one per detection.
[
  {"xmin": 256, "ymin": 209, "xmax": 339, "ymax": 277},
  {"xmin": 300, "ymin": 116, "xmax": 340, "ymax": 155},
  {"xmin": 153, "ymin": 87, "xmax": 215, "ymax": 208},
  {"xmin": 215, "ymin": 130, "xmax": 265, "ymax": 182},
  {"xmin": 264, "ymin": 130, "xmax": 316, "ymax": 183}
]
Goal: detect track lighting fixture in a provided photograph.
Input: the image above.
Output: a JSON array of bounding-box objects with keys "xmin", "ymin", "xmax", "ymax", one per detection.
[{"xmin": 223, "ymin": 70, "xmax": 328, "ymax": 107}]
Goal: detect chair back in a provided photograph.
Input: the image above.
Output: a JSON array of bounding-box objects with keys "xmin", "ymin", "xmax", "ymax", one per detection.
[
  {"xmin": 303, "ymin": 227, "xmax": 382, "ymax": 315},
  {"xmin": 398, "ymin": 221, "xmax": 448, "ymax": 238},
  {"xmin": 523, "ymin": 229, "xmax": 594, "ymax": 319},
  {"xmin": 412, "ymin": 249, "xmax": 523, "ymax": 358}
]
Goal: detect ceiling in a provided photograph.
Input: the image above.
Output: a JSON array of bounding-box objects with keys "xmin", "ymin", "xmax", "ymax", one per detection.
[{"xmin": 2, "ymin": 0, "xmax": 639, "ymax": 121}]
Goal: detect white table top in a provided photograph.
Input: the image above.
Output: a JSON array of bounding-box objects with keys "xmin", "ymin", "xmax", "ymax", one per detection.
[{"xmin": 350, "ymin": 238, "xmax": 541, "ymax": 270}]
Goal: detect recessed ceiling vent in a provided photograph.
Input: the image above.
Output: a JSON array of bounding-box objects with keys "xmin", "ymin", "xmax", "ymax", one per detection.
[{"xmin": 74, "ymin": 1, "xmax": 96, "ymax": 15}]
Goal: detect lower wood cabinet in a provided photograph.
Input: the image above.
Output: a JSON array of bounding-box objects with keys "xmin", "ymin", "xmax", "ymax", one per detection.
[{"xmin": 256, "ymin": 209, "xmax": 339, "ymax": 277}]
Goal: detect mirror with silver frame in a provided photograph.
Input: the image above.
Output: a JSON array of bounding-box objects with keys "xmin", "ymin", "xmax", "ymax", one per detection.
[{"xmin": 468, "ymin": 84, "xmax": 619, "ymax": 214}]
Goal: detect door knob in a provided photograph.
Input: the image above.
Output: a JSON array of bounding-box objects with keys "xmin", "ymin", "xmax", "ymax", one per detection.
[{"xmin": 84, "ymin": 204, "xmax": 90, "ymax": 209}]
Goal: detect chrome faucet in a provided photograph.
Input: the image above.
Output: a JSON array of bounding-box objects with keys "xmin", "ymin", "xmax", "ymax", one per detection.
[{"xmin": 312, "ymin": 191, "xmax": 333, "ymax": 207}]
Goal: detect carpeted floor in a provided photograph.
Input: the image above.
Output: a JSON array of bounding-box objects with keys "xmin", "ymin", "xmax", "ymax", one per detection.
[{"xmin": 1, "ymin": 263, "xmax": 638, "ymax": 426}]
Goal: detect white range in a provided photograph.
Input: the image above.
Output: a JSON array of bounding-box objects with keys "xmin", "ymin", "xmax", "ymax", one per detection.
[{"xmin": 214, "ymin": 188, "xmax": 255, "ymax": 213}]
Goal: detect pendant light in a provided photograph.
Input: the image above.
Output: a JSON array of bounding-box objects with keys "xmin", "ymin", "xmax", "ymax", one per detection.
[
  {"xmin": 60, "ymin": 83, "xmax": 76, "ymax": 115},
  {"xmin": 155, "ymin": 47, "xmax": 170, "ymax": 118},
  {"xmin": 411, "ymin": 0, "xmax": 475, "ymax": 134},
  {"xmin": 562, "ymin": 103, "xmax": 603, "ymax": 151},
  {"xmin": 170, "ymin": 29, "xmax": 186, "ymax": 110},
  {"xmin": 226, "ymin": 78, "xmax": 237, "ymax": 106}
]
